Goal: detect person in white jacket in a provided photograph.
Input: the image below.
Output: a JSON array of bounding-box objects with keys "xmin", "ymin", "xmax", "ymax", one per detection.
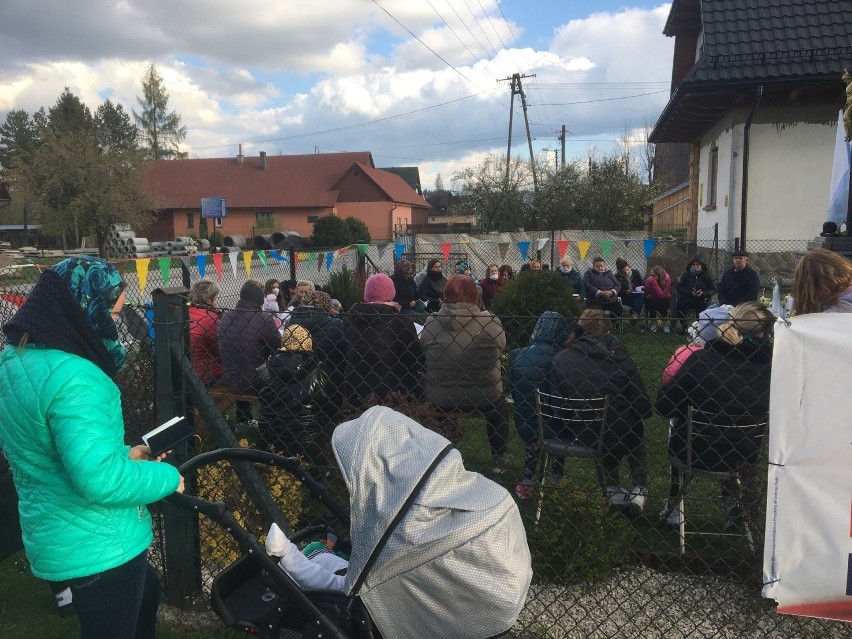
[{"xmin": 265, "ymin": 523, "xmax": 347, "ymax": 591}]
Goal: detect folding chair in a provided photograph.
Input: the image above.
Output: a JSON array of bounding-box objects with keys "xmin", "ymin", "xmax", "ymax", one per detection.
[
  {"xmin": 534, "ymin": 390, "xmax": 608, "ymax": 525},
  {"xmin": 670, "ymin": 405, "xmax": 768, "ymax": 556}
]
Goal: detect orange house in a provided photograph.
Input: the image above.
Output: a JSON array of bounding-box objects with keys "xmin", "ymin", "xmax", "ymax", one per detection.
[{"xmin": 143, "ymin": 151, "xmax": 430, "ymax": 242}]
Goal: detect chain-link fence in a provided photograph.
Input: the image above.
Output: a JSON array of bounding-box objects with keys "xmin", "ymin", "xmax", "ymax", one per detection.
[{"xmin": 1, "ymin": 253, "xmax": 845, "ymax": 638}]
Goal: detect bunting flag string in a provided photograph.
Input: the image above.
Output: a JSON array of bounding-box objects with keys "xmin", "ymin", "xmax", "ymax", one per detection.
[
  {"xmin": 179, "ymin": 257, "xmax": 192, "ymax": 283},
  {"xmin": 394, "ymin": 243, "xmax": 405, "ymax": 261},
  {"xmin": 556, "ymin": 240, "xmax": 570, "ymax": 259},
  {"xmin": 212, "ymin": 252, "xmax": 223, "ymax": 280},
  {"xmin": 196, "ymin": 254, "xmax": 208, "ymax": 278},
  {"xmin": 269, "ymin": 250, "xmax": 288, "ymax": 263},
  {"xmin": 516, "ymin": 241, "xmax": 531, "ymax": 261},
  {"xmin": 498, "ymin": 242, "xmax": 510, "ymax": 261},
  {"xmin": 317, "ymin": 252, "xmax": 325, "ymax": 271},
  {"xmin": 242, "ymin": 250, "xmax": 253, "ymax": 278},
  {"xmin": 643, "ymin": 238, "xmax": 658, "ymax": 259},
  {"xmin": 135, "ymin": 258, "xmax": 150, "ymax": 292},
  {"xmin": 337, "ymin": 247, "xmax": 348, "ymax": 257},
  {"xmin": 536, "ymin": 237, "xmax": 548, "ymax": 252},
  {"xmin": 356, "ymin": 244, "xmax": 369, "ymax": 258},
  {"xmin": 577, "ymin": 241, "xmax": 591, "ymax": 261},
  {"xmin": 158, "ymin": 257, "xmax": 171, "ymax": 287},
  {"xmin": 325, "ymin": 252, "xmax": 334, "ymax": 271},
  {"xmin": 257, "ymin": 250, "xmax": 269, "ymax": 271},
  {"xmin": 377, "ymin": 245, "xmax": 388, "ymax": 261},
  {"xmin": 304, "ymin": 252, "xmax": 316, "ymax": 269},
  {"xmin": 599, "ymin": 240, "xmax": 613, "ymax": 261},
  {"xmin": 440, "ymin": 242, "xmax": 452, "ymax": 261},
  {"xmin": 228, "ymin": 251, "xmax": 239, "ymax": 278}
]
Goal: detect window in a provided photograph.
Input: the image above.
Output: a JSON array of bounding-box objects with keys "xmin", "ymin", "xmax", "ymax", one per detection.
[
  {"xmin": 307, "ymin": 215, "xmax": 320, "ymax": 223},
  {"xmin": 186, "ymin": 212, "xmax": 195, "ymax": 229},
  {"xmin": 214, "ymin": 216, "xmax": 223, "ymax": 228},
  {"xmin": 706, "ymin": 147, "xmax": 718, "ymax": 209},
  {"xmin": 256, "ymin": 211, "xmax": 273, "ymax": 225}
]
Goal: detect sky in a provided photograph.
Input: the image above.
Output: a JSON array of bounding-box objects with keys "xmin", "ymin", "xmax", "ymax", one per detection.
[{"xmin": 0, "ymin": 0, "xmax": 674, "ymax": 191}]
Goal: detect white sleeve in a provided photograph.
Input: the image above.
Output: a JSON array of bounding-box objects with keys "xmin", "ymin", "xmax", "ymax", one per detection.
[{"xmin": 266, "ymin": 523, "xmax": 346, "ymax": 591}]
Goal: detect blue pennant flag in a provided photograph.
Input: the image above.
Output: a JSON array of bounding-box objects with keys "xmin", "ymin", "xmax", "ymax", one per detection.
[
  {"xmin": 269, "ymin": 250, "xmax": 289, "ymax": 262},
  {"xmin": 643, "ymin": 238, "xmax": 658, "ymax": 259},
  {"xmin": 516, "ymin": 241, "xmax": 531, "ymax": 260},
  {"xmin": 394, "ymin": 243, "xmax": 405, "ymax": 261},
  {"xmin": 325, "ymin": 252, "xmax": 334, "ymax": 271},
  {"xmin": 196, "ymin": 253, "xmax": 207, "ymax": 278}
]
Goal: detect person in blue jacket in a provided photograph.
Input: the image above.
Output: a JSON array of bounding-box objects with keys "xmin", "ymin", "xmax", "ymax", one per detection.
[
  {"xmin": 508, "ymin": 311, "xmax": 571, "ymax": 499},
  {"xmin": 0, "ymin": 256, "xmax": 183, "ymax": 639}
]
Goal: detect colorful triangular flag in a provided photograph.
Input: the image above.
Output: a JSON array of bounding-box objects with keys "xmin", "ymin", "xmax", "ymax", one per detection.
[
  {"xmin": 228, "ymin": 251, "xmax": 238, "ymax": 278},
  {"xmin": 258, "ymin": 250, "xmax": 268, "ymax": 271},
  {"xmin": 536, "ymin": 237, "xmax": 548, "ymax": 252},
  {"xmin": 377, "ymin": 245, "xmax": 388, "ymax": 261},
  {"xmin": 599, "ymin": 240, "xmax": 613, "ymax": 261},
  {"xmin": 440, "ymin": 242, "xmax": 452, "ymax": 261},
  {"xmin": 577, "ymin": 241, "xmax": 591, "ymax": 261},
  {"xmin": 196, "ymin": 253, "xmax": 208, "ymax": 278},
  {"xmin": 556, "ymin": 240, "xmax": 570, "ymax": 259},
  {"xmin": 325, "ymin": 252, "xmax": 334, "ymax": 271},
  {"xmin": 211, "ymin": 252, "xmax": 223, "ymax": 280},
  {"xmin": 135, "ymin": 258, "xmax": 150, "ymax": 292},
  {"xmin": 158, "ymin": 257, "xmax": 171, "ymax": 286},
  {"xmin": 498, "ymin": 242, "xmax": 510, "ymax": 261},
  {"xmin": 516, "ymin": 241, "xmax": 531, "ymax": 261},
  {"xmin": 643, "ymin": 238, "xmax": 658, "ymax": 259},
  {"xmin": 317, "ymin": 252, "xmax": 324, "ymax": 271},
  {"xmin": 355, "ymin": 244, "xmax": 369, "ymax": 258},
  {"xmin": 394, "ymin": 243, "xmax": 405, "ymax": 261},
  {"xmin": 242, "ymin": 250, "xmax": 253, "ymax": 278}
]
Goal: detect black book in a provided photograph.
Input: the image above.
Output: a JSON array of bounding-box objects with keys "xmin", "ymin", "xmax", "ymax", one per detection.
[{"xmin": 142, "ymin": 416, "xmax": 190, "ymax": 458}]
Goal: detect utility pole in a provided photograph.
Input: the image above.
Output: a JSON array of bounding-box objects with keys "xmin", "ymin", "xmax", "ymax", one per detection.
[
  {"xmin": 559, "ymin": 125, "xmax": 567, "ymax": 167},
  {"xmin": 498, "ymin": 73, "xmax": 538, "ymax": 228}
]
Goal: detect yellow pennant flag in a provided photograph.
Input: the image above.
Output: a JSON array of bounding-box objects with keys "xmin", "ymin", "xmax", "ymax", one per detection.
[
  {"xmin": 135, "ymin": 258, "xmax": 150, "ymax": 292},
  {"xmin": 578, "ymin": 241, "xmax": 591, "ymax": 261},
  {"xmin": 242, "ymin": 250, "xmax": 253, "ymax": 278}
]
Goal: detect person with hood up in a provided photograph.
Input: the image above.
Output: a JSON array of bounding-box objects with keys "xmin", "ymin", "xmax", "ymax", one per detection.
[
  {"xmin": 391, "ymin": 259, "xmax": 419, "ymax": 314},
  {"xmin": 508, "ymin": 311, "xmax": 571, "ymax": 498},
  {"xmin": 655, "ymin": 302, "xmax": 775, "ymax": 529},
  {"xmin": 582, "ymin": 256, "xmax": 623, "ymax": 320},
  {"xmin": 792, "ymin": 247, "xmax": 852, "ymax": 314},
  {"xmin": 0, "ymin": 256, "xmax": 184, "ymax": 639},
  {"xmin": 343, "ymin": 273, "xmax": 423, "ymax": 404},
  {"xmin": 257, "ymin": 324, "xmax": 328, "ymax": 459},
  {"xmin": 418, "ymin": 258, "xmax": 446, "ymax": 313},
  {"xmin": 675, "ymin": 256, "xmax": 716, "ymax": 332},
  {"xmin": 420, "ymin": 275, "xmax": 510, "ymax": 474},
  {"xmin": 557, "ymin": 257, "xmax": 583, "ymax": 300},
  {"xmin": 548, "ymin": 309, "xmax": 652, "ymax": 513},
  {"xmin": 478, "ymin": 263, "xmax": 505, "ymax": 309}
]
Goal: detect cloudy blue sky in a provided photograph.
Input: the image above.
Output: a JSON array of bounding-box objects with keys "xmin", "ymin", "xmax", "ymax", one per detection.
[{"xmin": 0, "ymin": 0, "xmax": 674, "ymax": 189}]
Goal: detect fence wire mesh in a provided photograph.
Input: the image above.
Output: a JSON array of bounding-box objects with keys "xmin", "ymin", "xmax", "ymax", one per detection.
[{"xmin": 1, "ymin": 248, "xmax": 846, "ymax": 638}]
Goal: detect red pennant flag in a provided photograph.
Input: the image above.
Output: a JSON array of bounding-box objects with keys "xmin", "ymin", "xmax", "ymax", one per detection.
[
  {"xmin": 557, "ymin": 240, "xmax": 570, "ymax": 259},
  {"xmin": 440, "ymin": 242, "xmax": 452, "ymax": 261},
  {"xmin": 211, "ymin": 252, "xmax": 224, "ymax": 280}
]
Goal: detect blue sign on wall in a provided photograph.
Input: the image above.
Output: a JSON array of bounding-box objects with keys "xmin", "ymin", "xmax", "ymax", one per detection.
[{"xmin": 201, "ymin": 197, "xmax": 227, "ymax": 218}]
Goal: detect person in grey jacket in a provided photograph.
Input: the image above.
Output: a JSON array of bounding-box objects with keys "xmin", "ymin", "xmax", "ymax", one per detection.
[{"xmin": 420, "ymin": 275, "xmax": 510, "ymax": 474}]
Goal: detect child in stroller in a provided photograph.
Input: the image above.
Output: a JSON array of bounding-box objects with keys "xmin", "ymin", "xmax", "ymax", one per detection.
[
  {"xmin": 171, "ymin": 405, "xmax": 531, "ymax": 639},
  {"xmin": 266, "ymin": 523, "xmax": 348, "ymax": 591}
]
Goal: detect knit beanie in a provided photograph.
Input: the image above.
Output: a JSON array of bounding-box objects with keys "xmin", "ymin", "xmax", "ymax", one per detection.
[
  {"xmin": 364, "ymin": 273, "xmax": 396, "ymax": 303},
  {"xmin": 240, "ymin": 280, "xmax": 265, "ymax": 307}
]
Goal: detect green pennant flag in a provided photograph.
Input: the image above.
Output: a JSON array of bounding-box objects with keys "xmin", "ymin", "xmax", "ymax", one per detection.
[
  {"xmin": 158, "ymin": 257, "xmax": 171, "ymax": 286},
  {"xmin": 599, "ymin": 240, "xmax": 613, "ymax": 261},
  {"xmin": 257, "ymin": 250, "xmax": 268, "ymax": 271},
  {"xmin": 306, "ymin": 252, "xmax": 317, "ymax": 268},
  {"xmin": 356, "ymin": 243, "xmax": 369, "ymax": 258}
]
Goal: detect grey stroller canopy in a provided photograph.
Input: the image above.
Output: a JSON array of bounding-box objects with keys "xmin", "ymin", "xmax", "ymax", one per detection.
[{"xmin": 332, "ymin": 406, "xmax": 532, "ymax": 639}]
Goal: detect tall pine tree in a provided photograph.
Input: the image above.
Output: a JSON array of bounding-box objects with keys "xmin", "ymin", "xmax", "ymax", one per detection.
[{"xmin": 133, "ymin": 64, "xmax": 187, "ymax": 160}]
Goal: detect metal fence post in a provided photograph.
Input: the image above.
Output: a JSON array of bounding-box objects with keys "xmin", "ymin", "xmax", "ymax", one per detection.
[{"xmin": 152, "ymin": 286, "xmax": 201, "ymax": 605}]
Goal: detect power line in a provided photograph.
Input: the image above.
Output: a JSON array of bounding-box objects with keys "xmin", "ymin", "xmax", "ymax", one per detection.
[
  {"xmin": 535, "ymin": 90, "xmax": 669, "ymax": 106},
  {"xmin": 425, "ymin": 0, "xmax": 481, "ymax": 65}
]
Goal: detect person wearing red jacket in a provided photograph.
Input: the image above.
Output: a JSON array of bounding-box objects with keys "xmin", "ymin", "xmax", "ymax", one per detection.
[
  {"xmin": 188, "ymin": 279, "xmax": 223, "ymax": 386},
  {"xmin": 644, "ymin": 266, "xmax": 672, "ymax": 332}
]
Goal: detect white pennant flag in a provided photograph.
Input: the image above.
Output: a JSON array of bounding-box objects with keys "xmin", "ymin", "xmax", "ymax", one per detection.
[
  {"xmin": 228, "ymin": 251, "xmax": 239, "ymax": 278},
  {"xmin": 536, "ymin": 237, "xmax": 548, "ymax": 251}
]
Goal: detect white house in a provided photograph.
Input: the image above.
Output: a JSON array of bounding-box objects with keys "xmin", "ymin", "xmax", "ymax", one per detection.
[{"xmin": 650, "ymin": 0, "xmax": 852, "ymax": 247}]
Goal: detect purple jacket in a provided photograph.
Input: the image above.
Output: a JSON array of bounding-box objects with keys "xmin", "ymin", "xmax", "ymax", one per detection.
[
  {"xmin": 582, "ymin": 269, "xmax": 620, "ymax": 299},
  {"xmin": 219, "ymin": 299, "xmax": 281, "ymax": 394}
]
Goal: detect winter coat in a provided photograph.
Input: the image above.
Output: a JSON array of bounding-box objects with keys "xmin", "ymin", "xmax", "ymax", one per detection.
[
  {"xmin": 509, "ymin": 312, "xmax": 571, "ymax": 442},
  {"xmin": 478, "ymin": 277, "xmax": 505, "ymax": 309},
  {"xmin": 343, "ymin": 303, "xmax": 423, "ymax": 404},
  {"xmin": 257, "ymin": 351, "xmax": 328, "ymax": 457},
  {"xmin": 616, "ymin": 270, "xmax": 643, "ymax": 296},
  {"xmin": 717, "ymin": 265, "xmax": 760, "ymax": 306},
  {"xmin": 644, "ymin": 272, "xmax": 672, "ymax": 302},
  {"xmin": 421, "ymin": 302, "xmax": 506, "ymax": 407},
  {"xmin": 391, "ymin": 273, "xmax": 419, "ymax": 310},
  {"xmin": 418, "ymin": 272, "xmax": 446, "ymax": 313},
  {"xmin": 557, "ymin": 268, "xmax": 584, "ymax": 299},
  {"xmin": 219, "ymin": 300, "xmax": 282, "ymax": 394},
  {"xmin": 655, "ymin": 339, "xmax": 772, "ymax": 471},
  {"xmin": 548, "ymin": 334, "xmax": 652, "ymax": 455},
  {"xmin": 0, "ymin": 345, "xmax": 180, "ymax": 581},
  {"xmin": 289, "ymin": 305, "xmax": 346, "ymax": 399},
  {"xmin": 676, "ymin": 256, "xmax": 716, "ymax": 303},
  {"xmin": 582, "ymin": 269, "xmax": 621, "ymax": 300},
  {"xmin": 188, "ymin": 304, "xmax": 222, "ymax": 385}
]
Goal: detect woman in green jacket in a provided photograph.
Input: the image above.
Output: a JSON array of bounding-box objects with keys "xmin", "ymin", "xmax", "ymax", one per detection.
[{"xmin": 0, "ymin": 256, "xmax": 183, "ymax": 639}]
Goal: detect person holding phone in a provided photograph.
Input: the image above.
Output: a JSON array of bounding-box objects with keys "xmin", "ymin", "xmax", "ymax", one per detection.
[{"xmin": 0, "ymin": 256, "xmax": 183, "ymax": 639}]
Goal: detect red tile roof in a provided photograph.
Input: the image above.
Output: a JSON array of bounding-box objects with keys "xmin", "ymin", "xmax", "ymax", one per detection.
[
  {"xmin": 145, "ymin": 152, "xmax": 377, "ymax": 209},
  {"xmin": 348, "ymin": 163, "xmax": 430, "ymax": 207}
]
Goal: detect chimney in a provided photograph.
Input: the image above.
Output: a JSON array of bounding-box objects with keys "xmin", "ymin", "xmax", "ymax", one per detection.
[
  {"xmin": 236, "ymin": 143, "xmax": 244, "ymax": 166},
  {"xmin": 259, "ymin": 151, "xmax": 267, "ymax": 171}
]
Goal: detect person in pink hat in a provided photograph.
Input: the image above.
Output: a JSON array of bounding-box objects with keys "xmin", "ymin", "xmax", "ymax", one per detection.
[{"xmin": 342, "ymin": 273, "xmax": 423, "ymax": 405}]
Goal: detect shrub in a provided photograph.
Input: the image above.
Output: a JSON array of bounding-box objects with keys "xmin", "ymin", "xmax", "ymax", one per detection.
[
  {"xmin": 312, "ymin": 215, "xmax": 353, "ymax": 247},
  {"xmin": 328, "ymin": 264, "xmax": 365, "ymax": 311},
  {"xmin": 529, "ymin": 483, "xmax": 636, "ymax": 584},
  {"xmin": 344, "ymin": 216, "xmax": 371, "ymax": 244},
  {"xmin": 489, "ymin": 271, "xmax": 582, "ymax": 349}
]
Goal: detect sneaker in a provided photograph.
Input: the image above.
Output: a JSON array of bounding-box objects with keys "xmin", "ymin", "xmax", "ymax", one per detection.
[
  {"xmin": 663, "ymin": 325, "xmax": 671, "ymax": 334},
  {"xmin": 605, "ymin": 485, "xmax": 630, "ymax": 508},
  {"xmin": 660, "ymin": 498, "xmax": 684, "ymax": 527},
  {"xmin": 650, "ymin": 324, "xmax": 658, "ymax": 333},
  {"xmin": 492, "ymin": 455, "xmax": 511, "ymax": 474},
  {"xmin": 515, "ymin": 482, "xmax": 535, "ymax": 500},
  {"xmin": 627, "ymin": 485, "xmax": 649, "ymax": 515}
]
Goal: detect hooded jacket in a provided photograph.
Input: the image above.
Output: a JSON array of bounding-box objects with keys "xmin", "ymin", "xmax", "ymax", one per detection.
[
  {"xmin": 342, "ymin": 303, "xmax": 423, "ymax": 403},
  {"xmin": 676, "ymin": 256, "xmax": 716, "ymax": 302},
  {"xmin": 548, "ymin": 334, "xmax": 652, "ymax": 453},
  {"xmin": 420, "ymin": 302, "xmax": 506, "ymax": 406},
  {"xmin": 289, "ymin": 305, "xmax": 346, "ymax": 397},
  {"xmin": 509, "ymin": 312, "xmax": 571, "ymax": 442}
]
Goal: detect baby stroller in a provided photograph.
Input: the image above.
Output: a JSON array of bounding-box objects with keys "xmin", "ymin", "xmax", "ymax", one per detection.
[{"xmin": 167, "ymin": 406, "xmax": 532, "ymax": 639}]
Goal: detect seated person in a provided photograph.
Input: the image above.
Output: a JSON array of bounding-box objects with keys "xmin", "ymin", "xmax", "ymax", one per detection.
[
  {"xmin": 508, "ymin": 311, "xmax": 571, "ymax": 499},
  {"xmin": 675, "ymin": 256, "xmax": 716, "ymax": 332},
  {"xmin": 188, "ymin": 279, "xmax": 222, "ymax": 386},
  {"xmin": 266, "ymin": 523, "xmax": 348, "ymax": 591},
  {"xmin": 717, "ymin": 250, "xmax": 760, "ymax": 306},
  {"xmin": 615, "ymin": 258, "xmax": 644, "ymax": 323},
  {"xmin": 582, "ymin": 257, "xmax": 622, "ymax": 319},
  {"xmin": 655, "ymin": 301, "xmax": 775, "ymax": 530},
  {"xmin": 548, "ymin": 309, "xmax": 652, "ymax": 513},
  {"xmin": 556, "ymin": 257, "xmax": 583, "ymax": 299}
]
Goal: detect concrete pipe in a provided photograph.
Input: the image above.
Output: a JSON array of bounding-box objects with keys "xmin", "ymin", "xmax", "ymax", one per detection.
[{"xmin": 223, "ymin": 235, "xmax": 246, "ymax": 248}]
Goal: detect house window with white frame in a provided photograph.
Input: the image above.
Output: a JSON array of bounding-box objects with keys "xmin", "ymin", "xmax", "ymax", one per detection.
[{"xmin": 706, "ymin": 147, "xmax": 719, "ymax": 209}]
